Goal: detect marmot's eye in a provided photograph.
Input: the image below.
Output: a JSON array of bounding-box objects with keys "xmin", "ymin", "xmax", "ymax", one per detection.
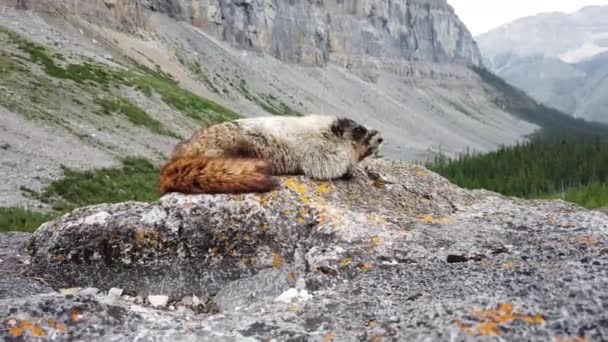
[{"xmin": 353, "ymin": 126, "xmax": 367, "ymax": 135}]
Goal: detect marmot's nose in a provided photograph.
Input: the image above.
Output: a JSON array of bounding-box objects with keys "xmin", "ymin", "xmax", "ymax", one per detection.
[{"xmin": 377, "ymin": 137, "xmax": 384, "ymax": 144}]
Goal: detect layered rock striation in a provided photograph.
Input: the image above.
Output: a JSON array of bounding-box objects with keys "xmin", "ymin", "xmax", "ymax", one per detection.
[{"xmin": 11, "ymin": 0, "xmax": 482, "ymax": 67}]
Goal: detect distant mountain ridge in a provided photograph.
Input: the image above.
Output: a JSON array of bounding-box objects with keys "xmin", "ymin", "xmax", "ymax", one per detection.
[{"xmin": 475, "ymin": 5, "xmax": 608, "ymax": 123}]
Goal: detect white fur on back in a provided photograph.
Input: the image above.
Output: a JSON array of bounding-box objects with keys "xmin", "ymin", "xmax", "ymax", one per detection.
[{"xmin": 236, "ymin": 114, "xmax": 336, "ymax": 141}]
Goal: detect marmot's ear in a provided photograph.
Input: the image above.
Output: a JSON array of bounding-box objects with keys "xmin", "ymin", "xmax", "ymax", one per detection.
[{"xmin": 331, "ymin": 118, "xmax": 353, "ymax": 137}]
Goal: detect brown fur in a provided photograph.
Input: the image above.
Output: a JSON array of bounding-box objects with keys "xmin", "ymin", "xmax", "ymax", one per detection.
[{"xmin": 159, "ymin": 156, "xmax": 276, "ymax": 195}]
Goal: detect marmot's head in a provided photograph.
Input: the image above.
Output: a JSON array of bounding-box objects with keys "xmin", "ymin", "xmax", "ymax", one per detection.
[{"xmin": 331, "ymin": 118, "xmax": 384, "ymax": 161}]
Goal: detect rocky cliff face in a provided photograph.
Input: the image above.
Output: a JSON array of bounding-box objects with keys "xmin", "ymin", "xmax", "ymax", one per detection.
[{"xmin": 15, "ymin": 0, "xmax": 482, "ymax": 67}]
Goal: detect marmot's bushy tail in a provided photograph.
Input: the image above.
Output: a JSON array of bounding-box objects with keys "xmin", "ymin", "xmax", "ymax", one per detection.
[{"xmin": 159, "ymin": 156, "xmax": 277, "ymax": 195}]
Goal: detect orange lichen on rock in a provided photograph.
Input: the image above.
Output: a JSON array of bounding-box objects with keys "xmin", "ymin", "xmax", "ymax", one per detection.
[
  {"xmin": 31, "ymin": 324, "xmax": 47, "ymax": 338},
  {"xmin": 323, "ymin": 331, "xmax": 337, "ymax": 342},
  {"xmin": 572, "ymin": 235, "xmax": 601, "ymax": 246},
  {"xmin": 8, "ymin": 326, "xmax": 24, "ymax": 337},
  {"xmin": 454, "ymin": 303, "xmax": 545, "ymax": 337},
  {"xmin": 370, "ymin": 333, "xmax": 384, "ymax": 342},
  {"xmin": 18, "ymin": 320, "xmax": 32, "ymax": 330},
  {"xmin": 476, "ymin": 321, "xmax": 499, "ymax": 336},
  {"xmin": 502, "ymin": 261, "xmax": 521, "ymax": 269},
  {"xmin": 71, "ymin": 307, "xmax": 83, "ymax": 323},
  {"xmin": 7, "ymin": 318, "xmax": 64, "ymax": 338},
  {"xmin": 556, "ymin": 336, "xmax": 589, "ymax": 342}
]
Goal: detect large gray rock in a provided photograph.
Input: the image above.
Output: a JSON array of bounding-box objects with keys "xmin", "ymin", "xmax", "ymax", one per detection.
[{"xmin": 2, "ymin": 159, "xmax": 608, "ymax": 341}]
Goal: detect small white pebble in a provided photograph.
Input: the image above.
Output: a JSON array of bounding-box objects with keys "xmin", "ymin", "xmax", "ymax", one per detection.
[
  {"xmin": 79, "ymin": 288, "xmax": 100, "ymax": 296},
  {"xmin": 296, "ymin": 278, "xmax": 306, "ymax": 290},
  {"xmin": 60, "ymin": 288, "xmax": 81, "ymax": 296},
  {"xmin": 148, "ymin": 295, "xmax": 169, "ymax": 308},
  {"xmin": 107, "ymin": 288, "xmax": 123, "ymax": 299},
  {"xmin": 274, "ymin": 288, "xmax": 299, "ymax": 303}
]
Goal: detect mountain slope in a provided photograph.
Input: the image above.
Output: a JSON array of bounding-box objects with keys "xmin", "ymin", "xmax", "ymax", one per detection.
[
  {"xmin": 476, "ymin": 5, "xmax": 608, "ymax": 123},
  {"xmin": 0, "ymin": 0, "xmax": 543, "ymax": 208}
]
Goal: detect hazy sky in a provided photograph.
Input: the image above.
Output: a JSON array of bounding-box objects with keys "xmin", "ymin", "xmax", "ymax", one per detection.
[{"xmin": 449, "ymin": 0, "xmax": 608, "ymax": 36}]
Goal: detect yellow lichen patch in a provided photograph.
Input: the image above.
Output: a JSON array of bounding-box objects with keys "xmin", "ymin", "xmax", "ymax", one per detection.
[
  {"xmin": 135, "ymin": 230, "xmax": 146, "ymax": 242},
  {"xmin": 256, "ymin": 192, "xmax": 274, "ymax": 207},
  {"xmin": 288, "ymin": 305, "xmax": 301, "ymax": 312},
  {"xmin": 339, "ymin": 256, "xmax": 353, "ymax": 267},
  {"xmin": 9, "ymin": 326, "xmax": 23, "ymax": 337},
  {"xmin": 284, "ymin": 178, "xmax": 312, "ymax": 204},
  {"xmin": 272, "ymin": 253, "xmax": 283, "ymax": 268},
  {"xmin": 421, "ymin": 214, "xmax": 435, "ymax": 223},
  {"xmin": 371, "ymin": 236, "xmax": 382, "ymax": 245},
  {"xmin": 287, "ymin": 272, "xmax": 296, "ymax": 282},
  {"xmin": 420, "ymin": 215, "xmax": 454, "ymax": 224},
  {"xmin": 416, "ymin": 169, "xmax": 426, "ymax": 177},
  {"xmin": 31, "ymin": 324, "xmax": 47, "ymax": 338},
  {"xmin": 322, "ymin": 331, "xmax": 337, "ymax": 342},
  {"xmin": 359, "ymin": 263, "xmax": 373, "ymax": 272},
  {"xmin": 315, "ymin": 182, "xmax": 331, "ymax": 195},
  {"xmin": 366, "ymin": 320, "xmax": 378, "ymax": 329},
  {"xmin": 368, "ymin": 215, "xmax": 388, "ymax": 225}
]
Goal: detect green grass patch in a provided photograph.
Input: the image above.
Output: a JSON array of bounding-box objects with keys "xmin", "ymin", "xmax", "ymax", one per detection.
[
  {"xmin": 2, "ymin": 158, "xmax": 161, "ymax": 232},
  {"xmin": 35, "ymin": 157, "xmax": 160, "ymax": 214},
  {"xmin": 130, "ymin": 72, "xmax": 241, "ymax": 123},
  {"xmin": 0, "ymin": 207, "xmax": 57, "ymax": 233},
  {"xmin": 0, "ymin": 25, "xmax": 242, "ymax": 128},
  {"xmin": 95, "ymin": 96, "xmax": 179, "ymax": 138},
  {"xmin": 537, "ymin": 183, "xmax": 608, "ymax": 210}
]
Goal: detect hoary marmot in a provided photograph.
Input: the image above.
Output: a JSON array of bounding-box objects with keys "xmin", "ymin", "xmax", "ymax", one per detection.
[{"xmin": 159, "ymin": 114, "xmax": 383, "ymax": 195}]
